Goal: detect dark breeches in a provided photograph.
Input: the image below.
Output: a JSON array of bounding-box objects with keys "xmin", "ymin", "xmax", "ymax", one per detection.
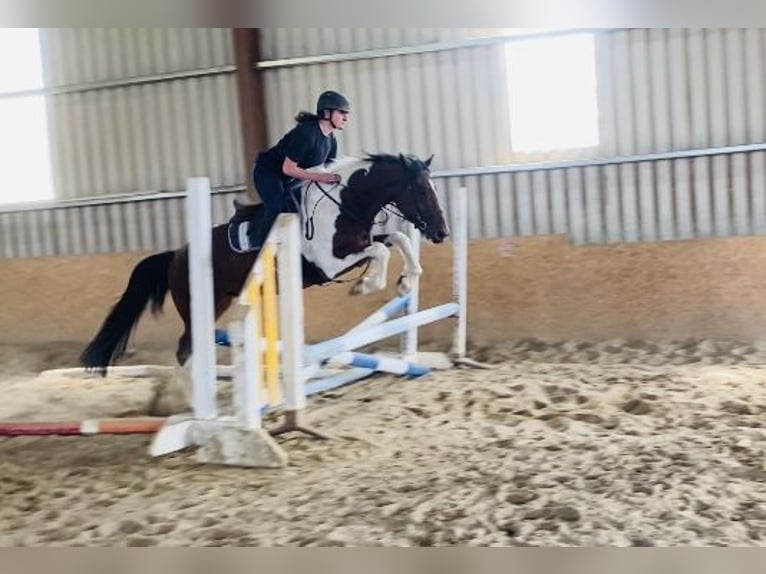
[{"xmin": 252, "ymin": 165, "xmax": 301, "ymax": 247}]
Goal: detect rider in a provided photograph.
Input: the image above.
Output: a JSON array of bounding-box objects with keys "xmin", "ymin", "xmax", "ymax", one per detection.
[{"xmin": 250, "ymin": 90, "xmax": 351, "ymax": 248}]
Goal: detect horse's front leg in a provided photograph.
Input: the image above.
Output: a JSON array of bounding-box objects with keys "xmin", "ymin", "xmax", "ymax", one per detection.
[
  {"xmin": 379, "ymin": 231, "xmax": 422, "ymax": 295},
  {"xmin": 350, "ymin": 242, "xmax": 391, "ymax": 295}
]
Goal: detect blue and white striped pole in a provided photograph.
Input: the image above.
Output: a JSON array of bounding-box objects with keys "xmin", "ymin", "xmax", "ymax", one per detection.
[
  {"xmin": 305, "ymin": 302, "xmax": 460, "ymax": 364},
  {"xmin": 328, "ymin": 351, "xmax": 430, "ymax": 377},
  {"xmin": 346, "ymin": 294, "xmax": 411, "ymax": 335},
  {"xmin": 215, "ymin": 328, "xmax": 230, "ymax": 346}
]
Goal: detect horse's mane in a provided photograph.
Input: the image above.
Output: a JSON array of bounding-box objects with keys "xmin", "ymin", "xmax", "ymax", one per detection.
[
  {"xmin": 305, "ymin": 153, "xmax": 429, "ymax": 187},
  {"xmin": 364, "ymin": 152, "xmax": 430, "ymax": 177},
  {"xmin": 325, "ymin": 156, "xmax": 366, "ymax": 173}
]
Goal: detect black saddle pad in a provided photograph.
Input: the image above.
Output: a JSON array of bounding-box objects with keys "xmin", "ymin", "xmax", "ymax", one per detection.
[{"xmin": 227, "ymin": 201, "xmax": 266, "ymax": 254}]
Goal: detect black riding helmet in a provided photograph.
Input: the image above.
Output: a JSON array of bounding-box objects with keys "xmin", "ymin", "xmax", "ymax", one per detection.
[{"xmin": 316, "ymin": 90, "xmax": 351, "ymax": 116}]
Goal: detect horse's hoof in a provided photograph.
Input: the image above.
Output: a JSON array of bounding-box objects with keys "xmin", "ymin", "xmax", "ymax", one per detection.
[
  {"xmin": 396, "ymin": 276, "xmax": 412, "ymax": 295},
  {"xmin": 351, "ymin": 277, "xmax": 386, "ymax": 296},
  {"xmin": 350, "ymin": 280, "xmax": 366, "ymax": 296}
]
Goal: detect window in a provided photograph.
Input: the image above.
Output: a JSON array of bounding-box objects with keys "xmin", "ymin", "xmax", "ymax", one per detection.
[
  {"xmin": 0, "ymin": 29, "xmax": 54, "ymax": 204},
  {"xmin": 505, "ymin": 31, "xmax": 599, "ymax": 155}
]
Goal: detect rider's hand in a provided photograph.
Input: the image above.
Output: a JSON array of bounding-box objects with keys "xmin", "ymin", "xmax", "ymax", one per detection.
[{"xmin": 316, "ymin": 173, "xmax": 341, "ymax": 184}]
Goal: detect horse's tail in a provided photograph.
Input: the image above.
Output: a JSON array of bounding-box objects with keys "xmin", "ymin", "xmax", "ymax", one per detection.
[{"xmin": 80, "ymin": 250, "xmax": 176, "ymax": 375}]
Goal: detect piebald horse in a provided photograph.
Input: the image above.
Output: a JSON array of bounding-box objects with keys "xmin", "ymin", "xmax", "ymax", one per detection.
[{"xmin": 80, "ymin": 152, "xmax": 449, "ymax": 373}]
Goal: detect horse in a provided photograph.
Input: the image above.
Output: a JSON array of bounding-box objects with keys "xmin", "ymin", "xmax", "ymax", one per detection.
[{"xmin": 80, "ymin": 152, "xmax": 450, "ymax": 374}]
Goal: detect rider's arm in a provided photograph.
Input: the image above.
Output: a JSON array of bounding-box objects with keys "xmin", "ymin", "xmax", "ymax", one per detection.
[{"xmin": 282, "ymin": 157, "xmax": 338, "ymax": 183}]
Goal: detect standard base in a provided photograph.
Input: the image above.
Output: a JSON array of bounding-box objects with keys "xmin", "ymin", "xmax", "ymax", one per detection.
[{"xmin": 150, "ymin": 415, "xmax": 288, "ymax": 468}]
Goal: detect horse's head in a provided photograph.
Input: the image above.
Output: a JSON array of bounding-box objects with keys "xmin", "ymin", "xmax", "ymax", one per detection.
[{"xmin": 366, "ymin": 153, "xmax": 449, "ymax": 243}]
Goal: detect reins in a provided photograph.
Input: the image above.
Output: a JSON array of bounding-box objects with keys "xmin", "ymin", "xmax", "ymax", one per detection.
[{"xmin": 301, "ymin": 180, "xmax": 373, "ymax": 285}]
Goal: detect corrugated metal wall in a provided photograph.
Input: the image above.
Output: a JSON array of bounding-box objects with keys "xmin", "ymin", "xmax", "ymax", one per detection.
[
  {"xmin": 3, "ymin": 28, "xmax": 766, "ymax": 258},
  {"xmin": 436, "ymin": 145, "xmax": 766, "ymax": 245},
  {"xmin": 258, "ymin": 28, "xmax": 481, "ymax": 60},
  {"xmin": 40, "ymin": 28, "xmax": 243, "ymax": 199},
  {"xmin": 260, "ymin": 27, "xmax": 766, "ymax": 243},
  {"xmin": 598, "ymin": 29, "xmax": 765, "ymax": 153},
  {"xmin": 589, "ymin": 28, "xmax": 766, "ymax": 242},
  {"xmin": 0, "ymin": 191, "xmax": 238, "ymax": 258},
  {"xmin": 260, "ymin": 28, "xmax": 512, "ymax": 169}
]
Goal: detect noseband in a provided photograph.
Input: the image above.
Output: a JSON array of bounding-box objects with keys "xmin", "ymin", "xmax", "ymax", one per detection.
[{"xmin": 396, "ymin": 179, "xmax": 432, "ymax": 234}]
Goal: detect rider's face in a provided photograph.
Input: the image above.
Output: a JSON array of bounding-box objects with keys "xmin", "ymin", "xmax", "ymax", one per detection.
[{"xmin": 330, "ymin": 109, "xmax": 350, "ymax": 130}]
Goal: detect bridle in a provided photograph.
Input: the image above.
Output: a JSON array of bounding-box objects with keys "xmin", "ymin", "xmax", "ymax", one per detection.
[
  {"xmin": 303, "ymin": 170, "xmax": 432, "ymax": 241},
  {"xmin": 298, "ymin": 166, "xmax": 434, "ymax": 286}
]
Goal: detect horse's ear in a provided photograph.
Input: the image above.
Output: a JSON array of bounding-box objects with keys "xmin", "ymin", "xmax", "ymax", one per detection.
[
  {"xmin": 398, "ymin": 153, "xmax": 413, "ymax": 172},
  {"xmin": 425, "ymin": 154, "xmax": 434, "ymax": 168},
  {"xmin": 347, "ymin": 168, "xmax": 367, "ymax": 187}
]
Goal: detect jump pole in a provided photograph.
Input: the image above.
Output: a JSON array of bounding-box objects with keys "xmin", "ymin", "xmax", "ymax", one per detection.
[
  {"xmin": 0, "ymin": 418, "xmax": 166, "ymax": 436},
  {"xmin": 345, "ymin": 294, "xmax": 412, "ymax": 335},
  {"xmin": 304, "ymin": 302, "xmax": 460, "ymax": 364}
]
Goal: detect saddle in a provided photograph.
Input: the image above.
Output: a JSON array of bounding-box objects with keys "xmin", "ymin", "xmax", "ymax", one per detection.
[
  {"xmin": 226, "ymin": 197, "xmax": 332, "ymax": 286},
  {"xmin": 227, "ymin": 198, "xmax": 267, "ymax": 253},
  {"xmin": 231, "ymin": 198, "xmax": 261, "ymax": 221}
]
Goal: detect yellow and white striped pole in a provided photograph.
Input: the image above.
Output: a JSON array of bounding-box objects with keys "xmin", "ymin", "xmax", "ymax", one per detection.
[{"xmin": 261, "ymin": 244, "xmax": 281, "ymax": 406}]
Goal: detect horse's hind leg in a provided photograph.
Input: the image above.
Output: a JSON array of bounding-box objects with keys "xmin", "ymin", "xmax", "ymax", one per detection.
[
  {"xmin": 171, "ymin": 284, "xmax": 192, "ymax": 367},
  {"xmin": 174, "ymin": 325, "xmax": 193, "ymax": 408},
  {"xmin": 176, "ymin": 327, "xmax": 192, "ymax": 366},
  {"xmin": 175, "ymin": 294, "xmax": 234, "ymax": 365}
]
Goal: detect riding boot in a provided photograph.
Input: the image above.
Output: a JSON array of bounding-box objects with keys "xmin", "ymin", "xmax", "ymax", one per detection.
[
  {"xmin": 251, "ymin": 165, "xmax": 287, "ymax": 250},
  {"xmin": 249, "ymin": 207, "xmax": 278, "ymax": 250}
]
